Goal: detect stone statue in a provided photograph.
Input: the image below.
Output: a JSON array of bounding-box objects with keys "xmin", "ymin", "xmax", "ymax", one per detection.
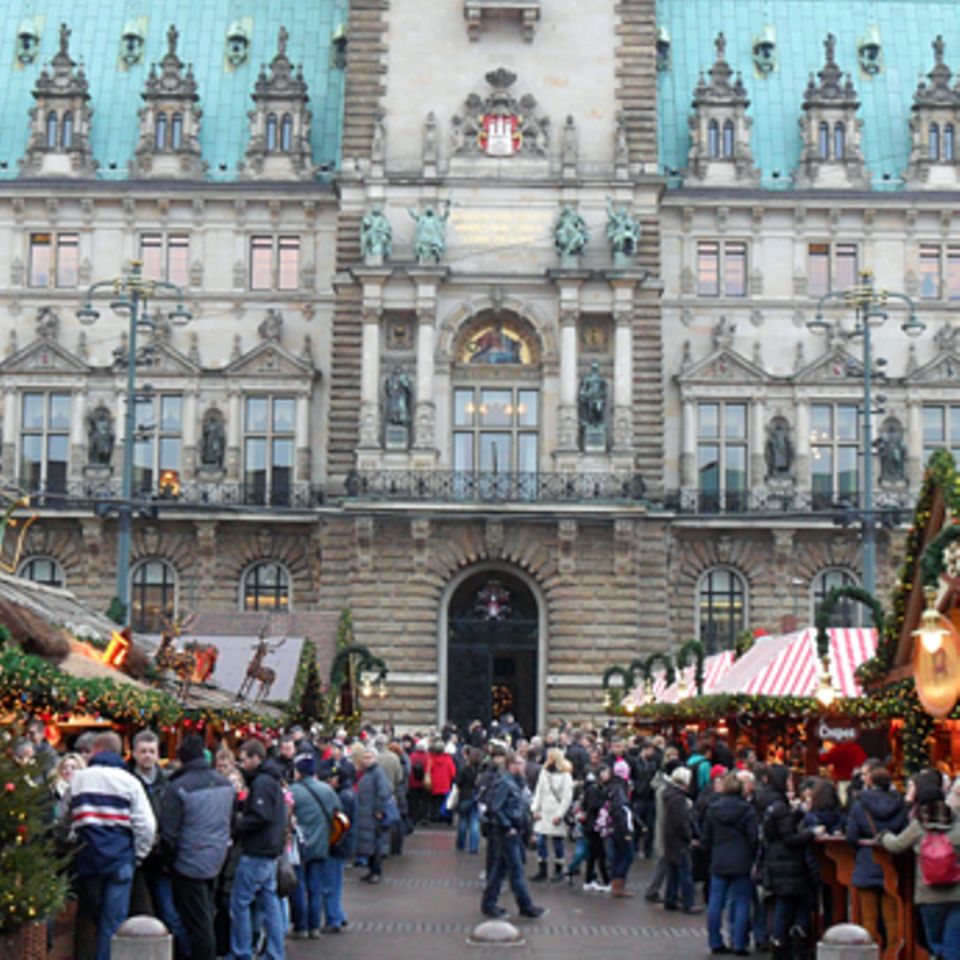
[
  {"xmin": 258, "ymin": 308, "xmax": 283, "ymax": 343},
  {"xmin": 554, "ymin": 205, "xmax": 589, "ymax": 259},
  {"xmin": 605, "ymin": 198, "xmax": 641, "ymax": 261},
  {"xmin": 765, "ymin": 418, "xmax": 794, "ymax": 479},
  {"xmin": 361, "ymin": 207, "xmax": 393, "ymax": 262},
  {"xmin": 200, "ymin": 410, "xmax": 226, "ymax": 470},
  {"xmin": 384, "ymin": 367, "xmax": 413, "ymax": 427},
  {"xmin": 878, "ymin": 419, "xmax": 906, "ymax": 483},
  {"xmin": 408, "ymin": 203, "xmax": 450, "ymax": 265},
  {"xmin": 578, "ymin": 361, "xmax": 608, "ymax": 429},
  {"xmin": 87, "ymin": 406, "xmax": 115, "ymax": 467}
]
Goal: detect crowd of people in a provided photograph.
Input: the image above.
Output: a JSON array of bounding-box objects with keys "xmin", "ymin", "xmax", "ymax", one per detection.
[{"xmin": 9, "ymin": 714, "xmax": 960, "ymax": 960}]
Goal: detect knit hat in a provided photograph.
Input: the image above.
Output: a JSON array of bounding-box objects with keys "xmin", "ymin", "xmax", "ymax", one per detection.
[
  {"xmin": 914, "ymin": 769, "xmax": 945, "ymax": 806},
  {"xmin": 178, "ymin": 734, "xmax": 206, "ymax": 764},
  {"xmin": 670, "ymin": 766, "xmax": 692, "ymax": 788},
  {"xmin": 294, "ymin": 753, "xmax": 316, "ymax": 776},
  {"xmin": 613, "ymin": 759, "xmax": 631, "ymax": 781},
  {"xmin": 710, "ymin": 763, "xmax": 727, "ymax": 781}
]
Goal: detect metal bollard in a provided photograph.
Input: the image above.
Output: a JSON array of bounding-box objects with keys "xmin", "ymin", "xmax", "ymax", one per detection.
[
  {"xmin": 817, "ymin": 923, "xmax": 879, "ymax": 960},
  {"xmin": 111, "ymin": 915, "xmax": 172, "ymax": 960}
]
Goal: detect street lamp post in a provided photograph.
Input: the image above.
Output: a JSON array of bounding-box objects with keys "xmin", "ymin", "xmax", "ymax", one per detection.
[
  {"xmin": 807, "ymin": 270, "xmax": 923, "ymax": 596},
  {"xmin": 77, "ymin": 261, "xmax": 192, "ymax": 626}
]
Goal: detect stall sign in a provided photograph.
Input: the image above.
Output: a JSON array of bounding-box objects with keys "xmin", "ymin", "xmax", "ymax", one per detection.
[{"xmin": 818, "ymin": 720, "xmax": 858, "ymax": 743}]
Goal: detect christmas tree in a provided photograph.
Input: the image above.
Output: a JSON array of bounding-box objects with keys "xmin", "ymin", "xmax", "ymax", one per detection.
[{"xmin": 0, "ymin": 728, "xmax": 68, "ymax": 932}]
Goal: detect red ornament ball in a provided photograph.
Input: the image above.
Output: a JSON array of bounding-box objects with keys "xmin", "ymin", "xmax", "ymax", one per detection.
[{"xmin": 4, "ymin": 782, "xmax": 14, "ymax": 793}]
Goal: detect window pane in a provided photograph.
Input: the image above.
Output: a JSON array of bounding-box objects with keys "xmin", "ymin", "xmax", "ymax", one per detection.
[
  {"xmin": 697, "ymin": 242, "xmax": 720, "ymax": 296},
  {"xmin": 724, "ymin": 404, "xmax": 747, "ymax": 440},
  {"xmin": 479, "ymin": 433, "xmax": 511, "ymax": 472},
  {"xmin": 812, "ymin": 447, "xmax": 833, "ymax": 504},
  {"xmin": 453, "ymin": 432, "xmax": 473, "ymax": 471},
  {"xmin": 948, "ymin": 248, "xmax": 960, "ymax": 300},
  {"xmin": 698, "ymin": 403, "xmax": 719, "ymax": 439},
  {"xmin": 838, "ymin": 446, "xmax": 858, "ymax": 497},
  {"xmin": 724, "ymin": 242, "xmax": 747, "ymax": 297},
  {"xmin": 272, "ymin": 398, "xmax": 295, "ymax": 433},
  {"xmin": 811, "ymin": 404, "xmax": 832, "ymax": 442},
  {"xmin": 837, "ymin": 405, "xmax": 858, "ymax": 441},
  {"xmin": 29, "ymin": 234, "xmax": 51, "ymax": 287},
  {"xmin": 48, "ymin": 394, "xmax": 71, "ymax": 430},
  {"xmin": 924, "ymin": 406, "xmax": 945, "ymax": 444},
  {"xmin": 920, "ymin": 246, "xmax": 942, "ymax": 299},
  {"xmin": 168, "ymin": 235, "xmax": 189, "ymax": 287},
  {"xmin": 250, "ymin": 237, "xmax": 272, "ymax": 290},
  {"xmin": 244, "ymin": 438, "xmax": 267, "ymax": 501},
  {"xmin": 56, "ymin": 234, "xmax": 78, "ymax": 288},
  {"xmin": 835, "ymin": 244, "xmax": 858, "ymax": 289},
  {"xmin": 133, "ymin": 438, "xmax": 154, "ymax": 491},
  {"xmin": 808, "ymin": 243, "xmax": 830, "ymax": 297},
  {"xmin": 454, "ymin": 389, "xmax": 474, "ymax": 427},
  {"xmin": 245, "ymin": 437, "xmax": 266, "ymax": 470},
  {"xmin": 725, "ymin": 445, "xmax": 747, "ymax": 492},
  {"xmin": 698, "ymin": 444, "xmax": 720, "ymax": 490},
  {"xmin": 160, "ymin": 396, "xmax": 182, "ymax": 431},
  {"xmin": 159, "ymin": 437, "xmax": 180, "ymax": 470},
  {"xmin": 517, "ymin": 390, "xmax": 539, "ymax": 427},
  {"xmin": 22, "ymin": 394, "xmax": 44, "ymax": 429},
  {"xmin": 245, "ymin": 397, "xmax": 269, "ymax": 432},
  {"xmin": 272, "ymin": 438, "xmax": 294, "ymax": 468},
  {"xmin": 135, "ymin": 397, "xmax": 154, "ymax": 432},
  {"xmin": 140, "ymin": 234, "xmax": 163, "ymax": 280},
  {"xmin": 20, "ymin": 435, "xmax": 42, "ymax": 484},
  {"xmin": 950, "ymin": 408, "xmax": 960, "ymax": 445},
  {"xmin": 480, "ymin": 390, "xmax": 512, "ymax": 427},
  {"xmin": 171, "ymin": 114, "xmax": 183, "ymax": 150},
  {"xmin": 277, "ymin": 237, "xmax": 299, "ymax": 291}
]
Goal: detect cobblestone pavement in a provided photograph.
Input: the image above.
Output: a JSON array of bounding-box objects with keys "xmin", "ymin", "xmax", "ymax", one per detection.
[{"xmin": 289, "ymin": 827, "xmax": 708, "ymax": 960}]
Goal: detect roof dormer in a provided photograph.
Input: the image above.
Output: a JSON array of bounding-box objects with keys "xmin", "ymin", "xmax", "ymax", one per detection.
[
  {"xmin": 19, "ymin": 23, "xmax": 96, "ymax": 178},
  {"xmin": 795, "ymin": 34, "xmax": 868, "ymax": 189},
  {"xmin": 130, "ymin": 25, "xmax": 206, "ymax": 180},
  {"xmin": 904, "ymin": 35, "xmax": 960, "ymax": 189},
  {"xmin": 685, "ymin": 32, "xmax": 759, "ymax": 187},
  {"xmin": 239, "ymin": 26, "xmax": 316, "ymax": 181}
]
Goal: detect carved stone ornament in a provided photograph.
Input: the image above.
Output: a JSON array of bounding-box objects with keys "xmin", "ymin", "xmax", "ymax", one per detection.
[
  {"xmin": 36, "ymin": 306, "xmax": 59, "ymax": 341},
  {"xmin": 130, "ymin": 24, "xmax": 206, "ymax": 179},
  {"xmin": 258, "ymin": 308, "xmax": 283, "ymax": 343},
  {"xmin": 199, "ymin": 409, "xmax": 226, "ymax": 470},
  {"xmin": 905, "ymin": 36, "xmax": 960, "ymax": 187},
  {"xmin": 451, "ymin": 68, "xmax": 550, "ymax": 158}
]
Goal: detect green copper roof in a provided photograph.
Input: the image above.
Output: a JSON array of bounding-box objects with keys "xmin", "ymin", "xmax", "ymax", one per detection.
[
  {"xmin": 657, "ymin": 0, "xmax": 960, "ymax": 190},
  {"xmin": 0, "ymin": 1, "xmax": 346, "ymax": 181}
]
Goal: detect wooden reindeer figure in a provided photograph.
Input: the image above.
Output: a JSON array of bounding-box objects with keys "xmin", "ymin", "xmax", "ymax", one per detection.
[
  {"xmin": 154, "ymin": 613, "xmax": 198, "ymax": 699},
  {"xmin": 237, "ymin": 632, "xmax": 285, "ymax": 702}
]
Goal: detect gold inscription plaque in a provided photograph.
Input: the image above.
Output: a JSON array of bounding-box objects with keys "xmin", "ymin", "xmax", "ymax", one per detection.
[{"xmin": 449, "ymin": 208, "xmax": 552, "ymax": 247}]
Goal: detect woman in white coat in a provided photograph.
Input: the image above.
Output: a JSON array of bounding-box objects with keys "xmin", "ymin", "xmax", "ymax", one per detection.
[{"xmin": 530, "ymin": 748, "xmax": 574, "ymax": 883}]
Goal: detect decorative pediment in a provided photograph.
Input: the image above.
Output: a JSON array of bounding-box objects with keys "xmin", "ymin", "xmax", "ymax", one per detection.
[
  {"xmin": 677, "ymin": 346, "xmax": 767, "ymax": 385},
  {"xmin": 692, "ymin": 33, "xmax": 749, "ymax": 108},
  {"xmin": 0, "ymin": 337, "xmax": 90, "ymax": 374},
  {"xmin": 451, "ymin": 68, "xmax": 550, "ymax": 158},
  {"xmin": 224, "ymin": 339, "xmax": 315, "ymax": 379},
  {"xmin": 913, "ymin": 36, "xmax": 960, "ymax": 109},
  {"xmin": 803, "ymin": 34, "xmax": 858, "ymax": 109},
  {"xmin": 138, "ymin": 340, "xmax": 201, "ymax": 376},
  {"xmin": 793, "ymin": 344, "xmax": 861, "ymax": 384},
  {"xmin": 906, "ymin": 351, "xmax": 960, "ymax": 385}
]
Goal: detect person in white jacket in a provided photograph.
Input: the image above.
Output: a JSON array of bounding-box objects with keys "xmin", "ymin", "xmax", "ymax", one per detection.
[{"xmin": 530, "ymin": 748, "xmax": 574, "ymax": 883}]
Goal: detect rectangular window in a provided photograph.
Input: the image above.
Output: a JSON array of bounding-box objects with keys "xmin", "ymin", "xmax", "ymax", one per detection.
[
  {"xmin": 28, "ymin": 234, "xmax": 52, "ymax": 287},
  {"xmin": 56, "ymin": 233, "xmax": 78, "ymax": 288},
  {"xmin": 696, "ymin": 401, "xmax": 747, "ymax": 513},
  {"xmin": 277, "ymin": 236, "xmax": 300, "ymax": 291},
  {"xmin": 697, "ymin": 242, "xmax": 719, "ymax": 296},
  {"xmin": 835, "ymin": 244, "xmax": 859, "ymax": 289},
  {"xmin": 696, "ymin": 241, "xmax": 749, "ymax": 298},
  {"xmin": 29, "ymin": 233, "xmax": 79, "ymax": 288},
  {"xmin": 808, "ymin": 243, "xmax": 830, "ymax": 297},
  {"xmin": 923, "ymin": 405, "xmax": 960, "ymax": 463},
  {"xmin": 244, "ymin": 395, "xmax": 296, "ymax": 506},
  {"xmin": 19, "ymin": 391, "xmax": 70, "ymax": 493},
  {"xmin": 250, "ymin": 237, "xmax": 273, "ymax": 291},
  {"xmin": 140, "ymin": 234, "xmax": 164, "ymax": 280},
  {"xmin": 250, "ymin": 236, "xmax": 300, "ymax": 291},
  {"xmin": 724, "ymin": 242, "xmax": 747, "ymax": 297},
  {"xmin": 140, "ymin": 234, "xmax": 190, "ymax": 287},
  {"xmin": 167, "ymin": 235, "xmax": 189, "ymax": 287},
  {"xmin": 811, "ymin": 402, "xmax": 859, "ymax": 510},
  {"xmin": 808, "ymin": 243, "xmax": 858, "ymax": 297},
  {"xmin": 948, "ymin": 248, "xmax": 960, "ymax": 300},
  {"xmin": 920, "ymin": 245, "xmax": 942, "ymax": 299},
  {"xmin": 132, "ymin": 394, "xmax": 183, "ymax": 495}
]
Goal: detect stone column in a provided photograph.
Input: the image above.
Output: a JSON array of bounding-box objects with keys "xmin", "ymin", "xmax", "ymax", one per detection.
[
  {"xmin": 359, "ymin": 308, "xmax": 381, "ymax": 449},
  {"xmin": 407, "ymin": 266, "xmax": 448, "ymax": 468},
  {"xmin": 182, "ymin": 388, "xmax": 198, "ymax": 481},
  {"xmin": 750, "ymin": 396, "xmax": 766, "ymax": 488},
  {"xmin": 226, "ymin": 388, "xmax": 241, "ymax": 482},
  {"xmin": 794, "ymin": 396, "xmax": 811, "ymax": 498},
  {"xmin": 295, "ymin": 390, "xmax": 310, "ymax": 482},
  {"xmin": 2, "ymin": 387, "xmax": 17, "ymax": 478},
  {"xmin": 612, "ymin": 309, "xmax": 634, "ymax": 452},
  {"xmin": 906, "ymin": 396, "xmax": 923, "ymax": 490},
  {"xmin": 69, "ymin": 387, "xmax": 86, "ymax": 477},
  {"xmin": 681, "ymin": 392, "xmax": 697, "ymax": 488},
  {"xmin": 558, "ymin": 310, "xmax": 578, "ymax": 451}
]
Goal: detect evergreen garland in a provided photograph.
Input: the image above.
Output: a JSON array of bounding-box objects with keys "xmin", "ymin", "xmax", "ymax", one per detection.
[{"xmin": 675, "ymin": 641, "xmax": 706, "ymax": 694}]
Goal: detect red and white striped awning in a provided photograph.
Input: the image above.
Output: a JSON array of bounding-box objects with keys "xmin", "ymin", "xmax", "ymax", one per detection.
[
  {"xmin": 712, "ymin": 628, "xmax": 877, "ymax": 699},
  {"xmin": 632, "ymin": 650, "xmax": 737, "ymax": 705}
]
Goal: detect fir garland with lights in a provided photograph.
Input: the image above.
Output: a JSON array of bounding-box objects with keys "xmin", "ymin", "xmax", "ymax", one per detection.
[{"xmin": 676, "ymin": 641, "xmax": 706, "ymax": 695}]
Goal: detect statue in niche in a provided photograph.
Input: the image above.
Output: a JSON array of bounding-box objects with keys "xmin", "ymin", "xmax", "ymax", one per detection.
[
  {"xmin": 200, "ymin": 410, "xmax": 226, "ymax": 470},
  {"xmin": 87, "ymin": 407, "xmax": 115, "ymax": 467},
  {"xmin": 605, "ymin": 198, "xmax": 641, "ymax": 261},
  {"xmin": 361, "ymin": 207, "xmax": 393, "ymax": 262},
  {"xmin": 468, "ymin": 324, "xmax": 522, "ymax": 365},
  {"xmin": 554, "ymin": 205, "xmax": 589, "ymax": 259},
  {"xmin": 578, "ymin": 361, "xmax": 608, "ymax": 429},
  {"xmin": 408, "ymin": 203, "xmax": 450, "ymax": 265},
  {"xmin": 384, "ymin": 367, "xmax": 413, "ymax": 428},
  {"xmin": 765, "ymin": 418, "xmax": 794, "ymax": 480},
  {"xmin": 877, "ymin": 419, "xmax": 906, "ymax": 483}
]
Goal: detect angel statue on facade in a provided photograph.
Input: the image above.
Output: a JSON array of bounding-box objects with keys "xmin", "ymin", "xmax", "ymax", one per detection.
[
  {"xmin": 554, "ymin": 205, "xmax": 589, "ymax": 260},
  {"xmin": 361, "ymin": 207, "xmax": 393, "ymax": 263},
  {"xmin": 606, "ymin": 198, "xmax": 641, "ymax": 262},
  {"xmin": 407, "ymin": 203, "xmax": 450, "ymax": 265}
]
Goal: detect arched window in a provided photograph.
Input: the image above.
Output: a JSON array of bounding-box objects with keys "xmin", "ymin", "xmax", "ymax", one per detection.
[
  {"xmin": 945, "ymin": 125, "xmax": 956, "ymax": 162},
  {"xmin": 242, "ymin": 562, "xmax": 291, "ymax": 611},
  {"xmin": 930, "ymin": 123, "xmax": 940, "ymax": 161},
  {"xmin": 697, "ymin": 567, "xmax": 747, "ymax": 654},
  {"xmin": 17, "ymin": 556, "xmax": 64, "ymax": 588},
  {"xmin": 45, "ymin": 111, "xmax": 58, "ymax": 149},
  {"xmin": 61, "ymin": 112, "xmax": 73, "ymax": 150},
  {"xmin": 171, "ymin": 113, "xmax": 183, "ymax": 151},
  {"xmin": 722, "ymin": 119, "xmax": 735, "ymax": 159},
  {"xmin": 280, "ymin": 114, "xmax": 293, "ymax": 152},
  {"xmin": 707, "ymin": 119, "xmax": 720, "ymax": 159},
  {"xmin": 130, "ymin": 559, "xmax": 176, "ymax": 633},
  {"xmin": 266, "ymin": 113, "xmax": 278, "ymax": 152},
  {"xmin": 833, "ymin": 122, "xmax": 845, "ymax": 160},
  {"xmin": 818, "ymin": 121, "xmax": 830, "ymax": 160},
  {"xmin": 811, "ymin": 568, "xmax": 862, "ymax": 627},
  {"xmin": 155, "ymin": 112, "xmax": 167, "ymax": 150}
]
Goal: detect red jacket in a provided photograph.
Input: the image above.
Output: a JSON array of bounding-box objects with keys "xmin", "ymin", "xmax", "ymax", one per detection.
[
  {"xmin": 426, "ymin": 752, "xmax": 457, "ymax": 796},
  {"xmin": 409, "ymin": 750, "xmax": 430, "ymax": 790}
]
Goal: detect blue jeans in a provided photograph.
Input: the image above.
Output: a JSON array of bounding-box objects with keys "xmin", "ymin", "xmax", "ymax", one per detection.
[
  {"xmin": 536, "ymin": 833, "xmax": 565, "ymax": 863},
  {"xmin": 567, "ymin": 836, "xmax": 589, "ymax": 874},
  {"xmin": 146, "ymin": 869, "xmax": 189, "ymax": 956},
  {"xmin": 292, "ymin": 858, "xmax": 322, "ymax": 932},
  {"xmin": 609, "ymin": 836, "xmax": 635, "ymax": 881},
  {"xmin": 457, "ymin": 801, "xmax": 481, "ymax": 854},
  {"xmin": 708, "ymin": 874, "xmax": 753, "ymax": 951},
  {"xmin": 481, "ymin": 829, "xmax": 536, "ymax": 914},
  {"xmin": 920, "ymin": 903, "xmax": 960, "ymax": 960},
  {"xmin": 81, "ymin": 861, "xmax": 135, "ymax": 960},
  {"xmin": 229, "ymin": 854, "xmax": 285, "ymax": 960},
  {"xmin": 751, "ymin": 886, "xmax": 769, "ymax": 946},
  {"xmin": 770, "ymin": 894, "xmax": 810, "ymax": 943},
  {"xmin": 319, "ymin": 857, "xmax": 345, "ymax": 929},
  {"xmin": 665, "ymin": 857, "xmax": 694, "ymax": 910}
]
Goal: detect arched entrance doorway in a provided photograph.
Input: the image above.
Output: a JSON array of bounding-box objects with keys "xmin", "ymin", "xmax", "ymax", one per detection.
[{"xmin": 444, "ymin": 567, "xmax": 540, "ymax": 736}]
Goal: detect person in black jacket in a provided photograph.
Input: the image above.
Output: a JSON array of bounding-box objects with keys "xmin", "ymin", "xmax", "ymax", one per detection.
[
  {"xmin": 159, "ymin": 735, "xmax": 235, "ymax": 960},
  {"xmin": 663, "ymin": 766, "xmax": 701, "ymax": 913},
  {"xmin": 703, "ymin": 772, "xmax": 759, "ymax": 955},
  {"xmin": 581, "ymin": 770, "xmax": 611, "ymax": 890},
  {"xmin": 229, "ymin": 739, "xmax": 287, "ymax": 960},
  {"xmin": 762, "ymin": 765, "xmax": 814, "ymax": 960}
]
